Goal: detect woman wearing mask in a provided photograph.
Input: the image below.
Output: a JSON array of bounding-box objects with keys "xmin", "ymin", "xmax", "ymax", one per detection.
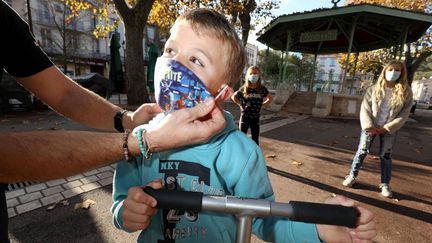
[
  {"xmin": 342, "ymin": 61, "xmax": 413, "ymax": 198},
  {"xmin": 231, "ymin": 66, "xmax": 272, "ymax": 145}
]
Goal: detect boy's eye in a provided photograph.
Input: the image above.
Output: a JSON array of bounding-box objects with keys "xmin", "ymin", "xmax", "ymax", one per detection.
[
  {"xmin": 164, "ymin": 47, "xmax": 175, "ymax": 56},
  {"xmin": 190, "ymin": 56, "xmax": 203, "ymax": 67}
]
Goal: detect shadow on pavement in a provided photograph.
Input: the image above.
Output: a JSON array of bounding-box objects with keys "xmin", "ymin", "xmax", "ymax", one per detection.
[
  {"xmin": 267, "ymin": 166, "xmax": 432, "ymax": 224},
  {"xmin": 9, "ymin": 193, "xmax": 106, "ymax": 242},
  {"xmin": 9, "ymin": 184, "xmax": 122, "ymax": 242}
]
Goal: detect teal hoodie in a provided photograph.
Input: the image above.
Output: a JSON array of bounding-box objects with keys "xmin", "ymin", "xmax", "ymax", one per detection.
[{"xmin": 112, "ymin": 112, "xmax": 321, "ymax": 243}]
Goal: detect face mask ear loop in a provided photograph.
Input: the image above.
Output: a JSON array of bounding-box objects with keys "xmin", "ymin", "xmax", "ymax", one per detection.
[{"xmin": 214, "ymin": 84, "xmax": 229, "ymax": 101}]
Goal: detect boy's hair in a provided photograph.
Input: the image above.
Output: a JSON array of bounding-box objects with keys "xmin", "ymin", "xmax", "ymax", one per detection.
[{"xmin": 176, "ymin": 8, "xmax": 247, "ymax": 86}]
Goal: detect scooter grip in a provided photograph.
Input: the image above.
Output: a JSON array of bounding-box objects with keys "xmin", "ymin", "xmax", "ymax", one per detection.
[
  {"xmin": 143, "ymin": 187, "xmax": 203, "ymax": 212},
  {"xmin": 289, "ymin": 201, "xmax": 358, "ymax": 228}
]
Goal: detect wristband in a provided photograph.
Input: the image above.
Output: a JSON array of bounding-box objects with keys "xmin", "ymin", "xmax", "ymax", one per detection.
[{"xmin": 114, "ymin": 109, "xmax": 128, "ymax": 133}]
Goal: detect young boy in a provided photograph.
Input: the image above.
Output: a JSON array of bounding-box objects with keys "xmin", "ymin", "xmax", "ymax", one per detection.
[{"xmin": 112, "ymin": 9, "xmax": 376, "ymax": 243}]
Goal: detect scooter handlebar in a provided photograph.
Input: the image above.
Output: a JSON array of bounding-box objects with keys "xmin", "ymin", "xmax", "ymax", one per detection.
[
  {"xmin": 289, "ymin": 201, "xmax": 358, "ymax": 228},
  {"xmin": 143, "ymin": 187, "xmax": 203, "ymax": 212},
  {"xmin": 143, "ymin": 187, "xmax": 359, "ymax": 228}
]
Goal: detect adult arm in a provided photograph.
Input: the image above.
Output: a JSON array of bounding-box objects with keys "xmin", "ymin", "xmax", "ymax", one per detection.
[
  {"xmin": 15, "ymin": 66, "xmax": 131, "ymax": 132},
  {"xmin": 0, "ymin": 99, "xmax": 225, "ymax": 182},
  {"xmin": 0, "ymin": 131, "xmax": 138, "ymax": 182}
]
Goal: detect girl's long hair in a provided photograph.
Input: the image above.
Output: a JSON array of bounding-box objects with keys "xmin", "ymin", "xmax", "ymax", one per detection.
[
  {"xmin": 373, "ymin": 60, "xmax": 409, "ymax": 108},
  {"xmin": 243, "ymin": 66, "xmax": 262, "ymax": 94}
]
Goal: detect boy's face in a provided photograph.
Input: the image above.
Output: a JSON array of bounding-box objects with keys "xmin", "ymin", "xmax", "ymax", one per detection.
[{"xmin": 162, "ymin": 20, "xmax": 227, "ymax": 95}]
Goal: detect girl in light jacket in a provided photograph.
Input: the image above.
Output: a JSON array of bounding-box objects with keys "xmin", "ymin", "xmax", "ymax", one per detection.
[{"xmin": 342, "ymin": 60, "xmax": 413, "ymax": 198}]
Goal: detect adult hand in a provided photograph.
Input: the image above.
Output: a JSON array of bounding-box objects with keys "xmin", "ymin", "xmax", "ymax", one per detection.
[
  {"xmin": 316, "ymin": 195, "xmax": 376, "ymax": 243},
  {"xmin": 123, "ymin": 103, "xmax": 164, "ymax": 130},
  {"xmin": 122, "ymin": 180, "xmax": 163, "ymax": 231},
  {"xmin": 146, "ymin": 98, "xmax": 226, "ymax": 152}
]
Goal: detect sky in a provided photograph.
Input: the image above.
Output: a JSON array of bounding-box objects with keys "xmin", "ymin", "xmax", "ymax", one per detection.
[{"xmin": 250, "ymin": 0, "xmax": 347, "ymax": 49}]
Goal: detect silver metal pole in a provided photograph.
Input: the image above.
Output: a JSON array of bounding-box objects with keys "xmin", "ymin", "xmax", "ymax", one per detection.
[
  {"xmin": 349, "ymin": 52, "xmax": 359, "ymax": 94},
  {"xmin": 310, "ymin": 53, "xmax": 318, "ymax": 91},
  {"xmin": 278, "ymin": 52, "xmax": 284, "ymax": 84},
  {"xmin": 236, "ymin": 216, "xmax": 253, "ymax": 243},
  {"xmin": 281, "ymin": 31, "xmax": 292, "ymax": 84},
  {"xmin": 341, "ymin": 16, "xmax": 358, "ymax": 93},
  {"xmin": 399, "ymin": 26, "xmax": 409, "ymax": 60}
]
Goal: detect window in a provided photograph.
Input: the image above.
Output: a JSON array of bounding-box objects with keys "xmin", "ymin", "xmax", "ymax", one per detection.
[
  {"xmin": 328, "ymin": 69, "xmax": 335, "ymax": 81},
  {"xmin": 40, "ymin": 28, "xmax": 52, "ymax": 48},
  {"xmin": 330, "ymin": 58, "xmax": 336, "ymax": 67},
  {"xmin": 38, "ymin": 3, "xmax": 51, "ymax": 23},
  {"xmin": 147, "ymin": 27, "xmax": 155, "ymax": 42}
]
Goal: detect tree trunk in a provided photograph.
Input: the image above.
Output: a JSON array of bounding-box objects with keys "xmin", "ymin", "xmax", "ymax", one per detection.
[
  {"xmin": 404, "ymin": 50, "xmax": 432, "ymax": 86},
  {"xmin": 238, "ymin": 5, "xmax": 252, "ymax": 46},
  {"xmin": 124, "ymin": 23, "xmax": 150, "ymax": 105},
  {"xmin": 113, "ymin": 0, "xmax": 155, "ymax": 105}
]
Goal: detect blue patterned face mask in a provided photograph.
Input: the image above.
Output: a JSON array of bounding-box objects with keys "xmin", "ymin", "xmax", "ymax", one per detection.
[{"xmin": 154, "ymin": 57, "xmax": 213, "ymax": 113}]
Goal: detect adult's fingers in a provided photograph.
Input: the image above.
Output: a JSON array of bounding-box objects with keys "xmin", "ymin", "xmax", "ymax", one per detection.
[{"xmin": 183, "ymin": 98, "xmax": 216, "ymax": 121}]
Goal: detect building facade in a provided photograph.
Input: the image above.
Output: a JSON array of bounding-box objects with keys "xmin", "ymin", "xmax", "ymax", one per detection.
[
  {"xmin": 8, "ymin": 0, "xmax": 163, "ymax": 80},
  {"xmin": 316, "ymin": 54, "xmax": 344, "ymax": 92},
  {"xmin": 245, "ymin": 43, "xmax": 259, "ymax": 67}
]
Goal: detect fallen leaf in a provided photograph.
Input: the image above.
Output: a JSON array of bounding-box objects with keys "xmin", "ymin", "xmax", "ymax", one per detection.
[
  {"xmin": 266, "ymin": 154, "xmax": 276, "ymax": 159},
  {"xmin": 331, "ymin": 193, "xmax": 337, "ymax": 198},
  {"xmin": 393, "ymin": 199, "xmax": 399, "ymax": 202},
  {"xmin": 291, "ymin": 160, "xmax": 302, "ymax": 166},
  {"xmin": 47, "ymin": 200, "xmax": 70, "ymax": 211},
  {"xmin": 75, "ymin": 199, "xmax": 96, "ymax": 210},
  {"xmin": 370, "ymin": 156, "xmax": 379, "ymax": 160},
  {"xmin": 47, "ymin": 202, "xmax": 58, "ymax": 211}
]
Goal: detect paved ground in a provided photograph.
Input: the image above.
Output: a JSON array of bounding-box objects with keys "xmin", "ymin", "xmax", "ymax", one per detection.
[{"xmin": 2, "ymin": 104, "xmax": 432, "ymax": 242}]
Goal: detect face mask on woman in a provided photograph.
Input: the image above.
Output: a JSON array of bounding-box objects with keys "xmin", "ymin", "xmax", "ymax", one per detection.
[
  {"xmin": 385, "ymin": 70, "xmax": 401, "ymax": 82},
  {"xmin": 248, "ymin": 74, "xmax": 259, "ymax": 83}
]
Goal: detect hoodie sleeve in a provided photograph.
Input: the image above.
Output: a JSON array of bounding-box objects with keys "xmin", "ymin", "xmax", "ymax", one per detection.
[
  {"xmin": 111, "ymin": 159, "xmax": 143, "ymax": 232},
  {"xmin": 235, "ymin": 147, "xmax": 321, "ymax": 243},
  {"xmin": 383, "ymin": 89, "xmax": 413, "ymax": 134},
  {"xmin": 360, "ymin": 87, "xmax": 375, "ymax": 131}
]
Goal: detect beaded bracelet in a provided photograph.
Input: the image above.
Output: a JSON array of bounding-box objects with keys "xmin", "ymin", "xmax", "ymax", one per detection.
[
  {"xmin": 122, "ymin": 129, "xmax": 132, "ymax": 162},
  {"xmin": 135, "ymin": 128, "xmax": 153, "ymax": 160}
]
